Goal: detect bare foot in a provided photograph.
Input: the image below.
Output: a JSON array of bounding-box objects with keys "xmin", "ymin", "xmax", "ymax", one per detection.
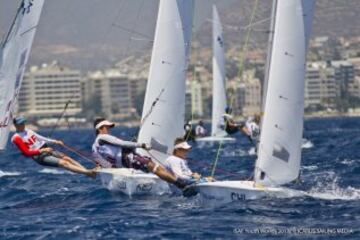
[
  {"xmin": 86, "ymin": 170, "xmax": 97, "ymax": 179},
  {"xmin": 92, "ymin": 166, "xmax": 101, "ymax": 172}
]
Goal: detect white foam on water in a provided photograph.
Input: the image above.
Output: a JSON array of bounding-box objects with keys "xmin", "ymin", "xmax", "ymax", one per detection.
[
  {"xmin": 301, "ymin": 138, "xmax": 314, "ymax": 149},
  {"xmin": 302, "ymin": 165, "xmax": 318, "ymax": 171},
  {"xmin": 340, "ymin": 158, "xmax": 356, "ymax": 166},
  {"xmin": 223, "ymin": 149, "xmax": 249, "ymax": 157},
  {"xmin": 39, "ymin": 168, "xmax": 68, "ymax": 175},
  {"xmin": 248, "ymin": 147, "xmax": 256, "ymax": 156},
  {"xmin": 307, "ymin": 177, "xmax": 360, "ymax": 200},
  {"xmin": 0, "ymin": 170, "xmax": 21, "ymax": 177}
]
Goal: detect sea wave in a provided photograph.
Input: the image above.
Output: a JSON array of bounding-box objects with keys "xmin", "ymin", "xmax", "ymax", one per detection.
[
  {"xmin": 0, "ymin": 170, "xmax": 21, "ymax": 177},
  {"xmin": 39, "ymin": 168, "xmax": 69, "ymax": 175},
  {"xmin": 307, "ymin": 177, "xmax": 360, "ymax": 200}
]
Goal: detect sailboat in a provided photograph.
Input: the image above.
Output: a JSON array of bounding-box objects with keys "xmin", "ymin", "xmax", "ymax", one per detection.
[
  {"xmin": 0, "ymin": 0, "xmax": 45, "ymax": 151},
  {"xmin": 195, "ymin": 0, "xmax": 316, "ymax": 202},
  {"xmin": 98, "ymin": 0, "xmax": 194, "ymax": 196},
  {"xmin": 197, "ymin": 6, "xmax": 235, "ymax": 142}
]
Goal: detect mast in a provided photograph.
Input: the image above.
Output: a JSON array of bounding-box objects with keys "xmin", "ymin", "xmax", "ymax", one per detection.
[
  {"xmin": 0, "ymin": 0, "xmax": 45, "ymax": 150},
  {"xmin": 254, "ymin": 0, "xmax": 316, "ymax": 186},
  {"xmin": 261, "ymin": 0, "xmax": 278, "ymax": 114},
  {"xmin": 137, "ymin": 0, "xmax": 194, "ymax": 164},
  {"xmin": 211, "ymin": 5, "xmax": 228, "ymax": 137}
]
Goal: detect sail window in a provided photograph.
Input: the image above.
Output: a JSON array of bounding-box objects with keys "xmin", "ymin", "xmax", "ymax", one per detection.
[{"xmin": 272, "ymin": 143, "xmax": 289, "ymax": 162}]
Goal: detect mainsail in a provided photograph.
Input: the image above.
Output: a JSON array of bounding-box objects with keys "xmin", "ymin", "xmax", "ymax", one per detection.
[
  {"xmin": 0, "ymin": 0, "xmax": 45, "ymax": 150},
  {"xmin": 211, "ymin": 5, "xmax": 227, "ymax": 137},
  {"xmin": 137, "ymin": 0, "xmax": 194, "ymax": 164},
  {"xmin": 255, "ymin": 0, "xmax": 315, "ymax": 186}
]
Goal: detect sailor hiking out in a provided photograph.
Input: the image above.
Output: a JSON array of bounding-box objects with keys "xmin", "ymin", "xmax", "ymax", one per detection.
[
  {"xmin": 92, "ymin": 118, "xmax": 189, "ymax": 189},
  {"xmin": 12, "ymin": 116, "xmax": 97, "ymax": 178},
  {"xmin": 195, "ymin": 120, "xmax": 207, "ymax": 138},
  {"xmin": 165, "ymin": 137, "xmax": 214, "ymax": 195}
]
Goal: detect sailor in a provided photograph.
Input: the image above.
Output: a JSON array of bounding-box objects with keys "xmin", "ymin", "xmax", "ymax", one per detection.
[
  {"xmin": 195, "ymin": 120, "xmax": 207, "ymax": 138},
  {"xmin": 165, "ymin": 138, "xmax": 214, "ymax": 187},
  {"xmin": 183, "ymin": 120, "xmax": 196, "ymax": 141},
  {"xmin": 244, "ymin": 114, "xmax": 261, "ymax": 143},
  {"xmin": 220, "ymin": 107, "xmax": 248, "ymax": 136},
  {"xmin": 11, "ymin": 116, "xmax": 96, "ymax": 178},
  {"xmin": 92, "ymin": 118, "xmax": 187, "ymax": 188}
]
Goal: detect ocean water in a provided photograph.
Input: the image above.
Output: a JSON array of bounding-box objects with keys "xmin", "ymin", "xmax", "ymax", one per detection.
[{"xmin": 0, "ymin": 117, "xmax": 359, "ymax": 239}]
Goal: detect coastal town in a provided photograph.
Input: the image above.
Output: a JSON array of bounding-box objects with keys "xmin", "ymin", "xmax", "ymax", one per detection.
[{"xmin": 16, "ymin": 35, "xmax": 360, "ymax": 128}]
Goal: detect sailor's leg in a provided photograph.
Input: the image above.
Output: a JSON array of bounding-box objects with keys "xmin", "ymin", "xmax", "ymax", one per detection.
[
  {"xmin": 63, "ymin": 156, "xmax": 86, "ymax": 169},
  {"xmin": 147, "ymin": 161, "xmax": 177, "ymax": 183},
  {"xmin": 58, "ymin": 158, "xmax": 96, "ymax": 178},
  {"xmin": 51, "ymin": 150, "xmax": 87, "ymax": 169}
]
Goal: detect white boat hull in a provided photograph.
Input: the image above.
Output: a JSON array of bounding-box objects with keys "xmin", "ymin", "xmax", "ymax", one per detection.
[
  {"xmin": 196, "ymin": 136, "xmax": 236, "ymax": 142},
  {"xmin": 98, "ymin": 168, "xmax": 170, "ymax": 196},
  {"xmin": 195, "ymin": 181, "xmax": 304, "ymax": 202}
]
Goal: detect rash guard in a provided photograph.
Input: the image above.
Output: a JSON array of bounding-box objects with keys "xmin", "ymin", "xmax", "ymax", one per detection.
[
  {"xmin": 92, "ymin": 134, "xmax": 142, "ymax": 168},
  {"xmin": 11, "ymin": 129, "xmax": 56, "ymax": 157},
  {"xmin": 164, "ymin": 155, "xmax": 193, "ymax": 180}
]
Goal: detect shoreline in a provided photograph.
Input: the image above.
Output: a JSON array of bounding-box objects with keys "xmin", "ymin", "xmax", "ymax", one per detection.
[{"xmin": 19, "ymin": 113, "xmax": 359, "ymax": 132}]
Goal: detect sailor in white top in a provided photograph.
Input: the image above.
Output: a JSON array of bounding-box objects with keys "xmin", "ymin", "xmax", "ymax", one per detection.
[
  {"xmin": 195, "ymin": 120, "xmax": 207, "ymax": 138},
  {"xmin": 92, "ymin": 118, "xmax": 188, "ymax": 189},
  {"xmin": 165, "ymin": 139, "xmax": 207, "ymax": 183},
  {"xmin": 244, "ymin": 114, "xmax": 261, "ymax": 142}
]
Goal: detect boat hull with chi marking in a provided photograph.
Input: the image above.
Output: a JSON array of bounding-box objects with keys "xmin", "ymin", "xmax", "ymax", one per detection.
[
  {"xmin": 195, "ymin": 181, "xmax": 304, "ymax": 203},
  {"xmin": 98, "ymin": 168, "xmax": 170, "ymax": 197}
]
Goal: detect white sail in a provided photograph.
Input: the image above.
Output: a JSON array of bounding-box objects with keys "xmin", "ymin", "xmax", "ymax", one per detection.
[
  {"xmin": 255, "ymin": 0, "xmax": 315, "ymax": 186},
  {"xmin": 137, "ymin": 0, "xmax": 194, "ymax": 164},
  {"xmin": 0, "ymin": 0, "xmax": 45, "ymax": 150},
  {"xmin": 211, "ymin": 5, "xmax": 228, "ymax": 137}
]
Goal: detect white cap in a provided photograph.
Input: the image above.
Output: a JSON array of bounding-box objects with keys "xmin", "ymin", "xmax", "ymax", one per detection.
[
  {"xmin": 95, "ymin": 120, "xmax": 115, "ymax": 130},
  {"xmin": 174, "ymin": 141, "xmax": 192, "ymax": 150}
]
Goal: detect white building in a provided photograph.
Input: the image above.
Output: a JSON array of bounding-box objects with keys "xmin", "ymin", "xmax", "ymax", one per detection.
[
  {"xmin": 231, "ymin": 70, "xmax": 261, "ymax": 116},
  {"xmin": 305, "ymin": 62, "xmax": 337, "ymax": 109},
  {"xmin": 331, "ymin": 60, "xmax": 355, "ymax": 98},
  {"xmin": 185, "ymin": 80, "xmax": 204, "ymax": 118},
  {"xmin": 85, "ymin": 69, "xmax": 134, "ymax": 120},
  {"xmin": 18, "ymin": 63, "xmax": 82, "ymax": 117}
]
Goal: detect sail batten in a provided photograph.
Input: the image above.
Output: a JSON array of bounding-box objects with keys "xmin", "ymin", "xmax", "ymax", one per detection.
[
  {"xmin": 254, "ymin": 0, "xmax": 315, "ymax": 186},
  {"xmin": 137, "ymin": 0, "xmax": 194, "ymax": 164},
  {"xmin": 211, "ymin": 5, "xmax": 227, "ymax": 137},
  {"xmin": 0, "ymin": 0, "xmax": 45, "ymax": 150}
]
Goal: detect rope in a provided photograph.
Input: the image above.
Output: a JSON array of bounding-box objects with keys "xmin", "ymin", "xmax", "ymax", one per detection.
[
  {"xmin": 185, "ymin": 65, "xmax": 197, "ymax": 142},
  {"xmin": 210, "ymin": 0, "xmax": 260, "ymax": 178},
  {"xmin": 48, "ymin": 99, "xmax": 72, "ymax": 138},
  {"xmin": 62, "ymin": 144, "xmax": 96, "ymax": 164}
]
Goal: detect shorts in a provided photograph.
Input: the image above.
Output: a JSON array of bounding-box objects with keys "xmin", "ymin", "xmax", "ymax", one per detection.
[
  {"xmin": 33, "ymin": 150, "xmax": 64, "ymax": 167},
  {"xmin": 122, "ymin": 152, "xmax": 151, "ymax": 173},
  {"xmin": 225, "ymin": 125, "xmax": 239, "ymax": 135}
]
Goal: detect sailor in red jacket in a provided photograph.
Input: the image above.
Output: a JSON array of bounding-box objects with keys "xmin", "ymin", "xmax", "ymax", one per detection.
[{"xmin": 12, "ymin": 116, "xmax": 96, "ymax": 178}]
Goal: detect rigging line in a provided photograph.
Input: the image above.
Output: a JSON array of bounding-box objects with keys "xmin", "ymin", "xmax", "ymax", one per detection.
[
  {"xmin": 112, "ymin": 23, "xmax": 153, "ymax": 40},
  {"xmin": 122, "ymin": 0, "xmax": 146, "ymax": 59},
  {"xmin": 185, "ymin": 50, "xmax": 197, "ymax": 141},
  {"xmin": 185, "ymin": 21, "xmax": 200, "ymax": 142},
  {"xmin": 99, "ymin": 0, "xmax": 126, "ymax": 51},
  {"xmin": 211, "ymin": 0, "xmax": 260, "ymax": 178},
  {"xmin": 48, "ymin": 90, "xmax": 78, "ymax": 138},
  {"xmin": 62, "ymin": 144, "xmax": 96, "ymax": 164}
]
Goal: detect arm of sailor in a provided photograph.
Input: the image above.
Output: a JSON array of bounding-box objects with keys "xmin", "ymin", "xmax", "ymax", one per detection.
[
  {"xmin": 98, "ymin": 134, "xmax": 142, "ymax": 148},
  {"xmin": 30, "ymin": 130, "xmax": 58, "ymax": 144},
  {"xmin": 192, "ymin": 172, "xmax": 201, "ymax": 180}
]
